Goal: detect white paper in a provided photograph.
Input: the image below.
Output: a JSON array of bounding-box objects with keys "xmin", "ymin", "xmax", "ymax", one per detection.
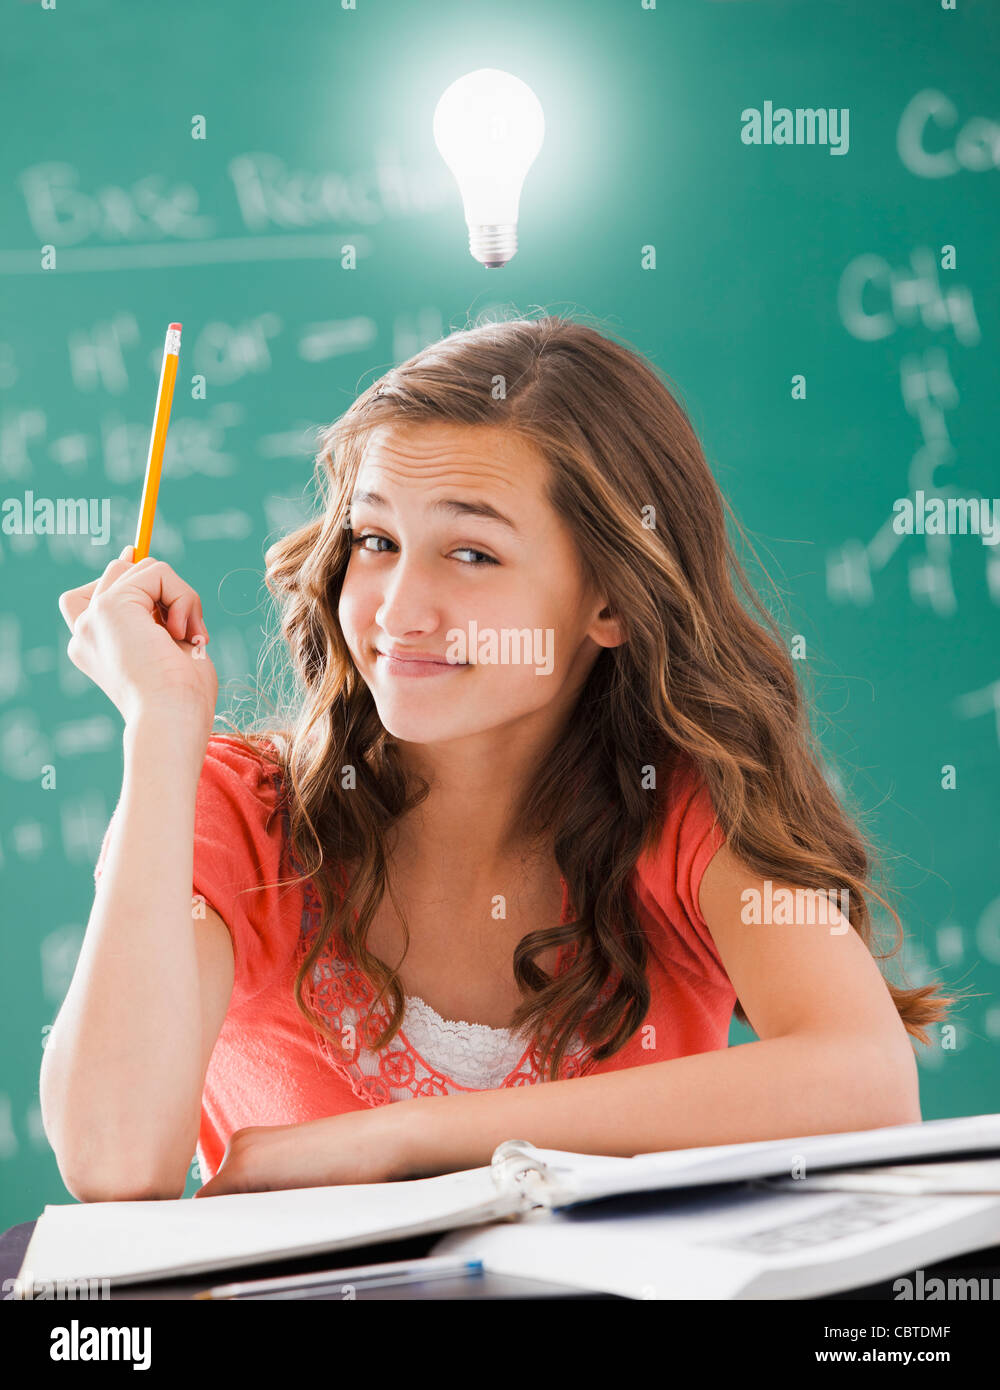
[
  {"xmin": 19, "ymin": 1164, "xmax": 515, "ymax": 1287},
  {"xmin": 432, "ymin": 1183, "xmax": 1000, "ymax": 1300},
  {"xmin": 523, "ymin": 1112, "xmax": 1000, "ymax": 1208},
  {"xmin": 760, "ymin": 1157, "xmax": 1000, "ymax": 1196}
]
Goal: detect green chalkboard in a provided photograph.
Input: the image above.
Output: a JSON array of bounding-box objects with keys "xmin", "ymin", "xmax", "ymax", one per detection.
[{"xmin": 1, "ymin": 0, "xmax": 997, "ymax": 1229}]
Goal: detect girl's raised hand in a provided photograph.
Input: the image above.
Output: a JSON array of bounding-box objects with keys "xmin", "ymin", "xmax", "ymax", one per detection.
[{"xmin": 58, "ymin": 546, "xmax": 218, "ymax": 731}]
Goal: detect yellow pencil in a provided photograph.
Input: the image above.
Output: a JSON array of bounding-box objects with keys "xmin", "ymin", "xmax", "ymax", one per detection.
[{"xmin": 133, "ymin": 322, "xmax": 181, "ymax": 623}]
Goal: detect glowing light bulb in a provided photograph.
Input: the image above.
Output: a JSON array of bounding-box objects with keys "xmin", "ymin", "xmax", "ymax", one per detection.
[{"xmin": 433, "ymin": 68, "xmax": 545, "ymax": 269}]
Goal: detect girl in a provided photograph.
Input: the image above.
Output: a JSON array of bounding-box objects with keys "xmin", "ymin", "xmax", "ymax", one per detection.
[{"xmin": 44, "ymin": 315, "xmax": 951, "ymax": 1202}]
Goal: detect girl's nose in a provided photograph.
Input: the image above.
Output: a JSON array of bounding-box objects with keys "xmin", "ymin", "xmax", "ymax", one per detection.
[{"xmin": 374, "ymin": 557, "xmax": 442, "ymax": 636}]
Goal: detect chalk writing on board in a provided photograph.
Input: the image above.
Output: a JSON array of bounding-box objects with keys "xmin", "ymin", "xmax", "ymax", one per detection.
[
  {"xmin": 0, "ymin": 403, "xmax": 246, "ymax": 490},
  {"xmin": 4, "ymin": 144, "xmax": 449, "ymax": 275},
  {"xmin": 955, "ymin": 680, "xmax": 1000, "ymax": 754},
  {"xmin": 897, "ymin": 89, "xmax": 1000, "ymax": 181},
  {"xmin": 15, "ymin": 150, "xmax": 452, "ymax": 247},
  {"xmin": 829, "ymin": 242, "xmax": 989, "ymax": 617},
  {"xmin": 186, "ymin": 510, "xmax": 255, "ymax": 542},
  {"xmin": 0, "ymin": 709, "xmax": 50, "ymax": 779},
  {"xmin": 258, "ymin": 427, "xmax": 320, "ymax": 459},
  {"xmin": 54, "ymin": 717, "xmax": 118, "ymax": 757},
  {"xmin": 0, "ymin": 616, "xmax": 23, "ymax": 701},
  {"xmin": 263, "ymin": 493, "xmax": 313, "ymax": 539},
  {"xmin": 69, "ymin": 313, "xmax": 140, "ymax": 394},
  {"xmin": 24, "ymin": 648, "xmax": 56, "ymax": 676},
  {"xmin": 837, "ymin": 246, "xmax": 980, "ymax": 345},
  {"xmin": 58, "ymin": 310, "xmax": 369, "ymax": 397},
  {"xmin": 0, "ymin": 342, "xmax": 18, "ymax": 389},
  {"xmin": 11, "ymin": 820, "xmax": 44, "ymax": 859},
  {"xmin": 193, "ymin": 315, "xmax": 283, "ymax": 386},
  {"xmin": 299, "ymin": 317, "xmax": 378, "ymax": 362},
  {"xmin": 393, "ymin": 308, "xmax": 447, "ymax": 365}
]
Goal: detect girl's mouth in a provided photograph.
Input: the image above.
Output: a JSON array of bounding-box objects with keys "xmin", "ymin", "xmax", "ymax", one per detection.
[{"xmin": 375, "ymin": 650, "xmax": 469, "ymax": 677}]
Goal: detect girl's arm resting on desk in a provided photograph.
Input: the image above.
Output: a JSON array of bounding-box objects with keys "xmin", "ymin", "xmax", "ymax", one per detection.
[
  {"xmin": 195, "ymin": 845, "xmax": 921, "ymax": 1196},
  {"xmin": 197, "ymin": 1024, "xmax": 918, "ymax": 1197},
  {"xmin": 394, "ymin": 844, "xmax": 921, "ymax": 1180}
]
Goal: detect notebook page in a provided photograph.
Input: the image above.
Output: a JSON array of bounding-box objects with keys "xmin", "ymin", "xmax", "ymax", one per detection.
[
  {"xmin": 19, "ymin": 1164, "xmax": 515, "ymax": 1288},
  {"xmin": 519, "ymin": 1112, "xmax": 1000, "ymax": 1208},
  {"xmin": 759, "ymin": 1157, "xmax": 1000, "ymax": 1196}
]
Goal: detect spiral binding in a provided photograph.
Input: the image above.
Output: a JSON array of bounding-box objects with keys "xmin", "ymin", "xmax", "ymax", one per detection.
[{"xmin": 490, "ymin": 1139, "xmax": 554, "ymax": 1210}]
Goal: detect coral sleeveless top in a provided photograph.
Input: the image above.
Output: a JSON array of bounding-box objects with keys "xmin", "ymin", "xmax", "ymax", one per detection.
[{"xmin": 93, "ymin": 734, "xmax": 735, "ymax": 1183}]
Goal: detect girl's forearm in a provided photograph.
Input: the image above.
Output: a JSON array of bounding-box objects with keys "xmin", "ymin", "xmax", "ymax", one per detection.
[
  {"xmin": 397, "ymin": 1031, "xmax": 921, "ymax": 1179},
  {"xmin": 40, "ymin": 713, "xmax": 211, "ymax": 1201}
]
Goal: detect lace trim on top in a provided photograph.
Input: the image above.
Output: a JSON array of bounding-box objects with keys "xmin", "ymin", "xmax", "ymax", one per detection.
[{"xmin": 400, "ymin": 994, "xmax": 533, "ymax": 1089}]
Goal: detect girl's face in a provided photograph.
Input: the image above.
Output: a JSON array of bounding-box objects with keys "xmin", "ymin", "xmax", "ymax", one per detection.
[{"xmin": 338, "ymin": 422, "xmax": 622, "ymax": 747}]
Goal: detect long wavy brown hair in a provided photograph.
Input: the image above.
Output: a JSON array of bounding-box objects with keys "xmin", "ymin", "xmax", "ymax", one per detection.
[{"xmin": 220, "ymin": 311, "xmax": 954, "ymax": 1082}]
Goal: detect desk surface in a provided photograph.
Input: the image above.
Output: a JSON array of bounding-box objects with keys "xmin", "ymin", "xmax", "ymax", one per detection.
[{"xmin": 5, "ymin": 1216, "xmax": 1000, "ymax": 1301}]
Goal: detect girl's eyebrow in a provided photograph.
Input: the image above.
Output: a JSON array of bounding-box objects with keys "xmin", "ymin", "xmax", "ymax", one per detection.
[{"xmin": 349, "ymin": 488, "xmax": 521, "ymax": 534}]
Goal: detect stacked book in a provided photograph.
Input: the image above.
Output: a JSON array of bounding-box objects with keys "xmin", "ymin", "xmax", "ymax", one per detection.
[{"xmin": 16, "ymin": 1113, "xmax": 1000, "ymax": 1300}]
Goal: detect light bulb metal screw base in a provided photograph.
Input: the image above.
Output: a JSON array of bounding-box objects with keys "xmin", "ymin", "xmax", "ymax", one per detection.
[{"xmin": 468, "ymin": 223, "xmax": 517, "ymax": 268}]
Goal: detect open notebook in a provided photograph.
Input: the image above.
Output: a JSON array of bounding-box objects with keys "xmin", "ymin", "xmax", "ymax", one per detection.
[{"xmin": 17, "ymin": 1112, "xmax": 1000, "ymax": 1295}]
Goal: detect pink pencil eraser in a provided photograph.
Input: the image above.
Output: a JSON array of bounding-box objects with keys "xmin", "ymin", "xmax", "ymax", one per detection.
[{"xmin": 169, "ymin": 322, "xmax": 182, "ymax": 331}]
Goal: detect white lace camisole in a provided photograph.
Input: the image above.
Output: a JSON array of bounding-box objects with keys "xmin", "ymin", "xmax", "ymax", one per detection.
[{"xmin": 350, "ymin": 993, "xmax": 532, "ymax": 1093}]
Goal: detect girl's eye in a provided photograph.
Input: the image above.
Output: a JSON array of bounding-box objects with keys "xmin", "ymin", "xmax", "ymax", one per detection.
[
  {"xmin": 451, "ymin": 546, "xmax": 499, "ymax": 566},
  {"xmin": 350, "ymin": 532, "xmax": 394, "ymax": 555},
  {"xmin": 348, "ymin": 533, "xmax": 499, "ymax": 566}
]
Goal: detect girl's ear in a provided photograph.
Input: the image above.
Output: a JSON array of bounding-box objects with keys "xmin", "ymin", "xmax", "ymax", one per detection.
[{"xmin": 589, "ymin": 601, "xmax": 626, "ymax": 650}]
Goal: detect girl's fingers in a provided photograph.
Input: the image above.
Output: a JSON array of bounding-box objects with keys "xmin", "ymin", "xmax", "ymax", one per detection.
[
  {"xmin": 162, "ymin": 587, "xmax": 209, "ymax": 644},
  {"xmin": 92, "ymin": 546, "xmax": 137, "ymax": 597},
  {"xmin": 130, "ymin": 558, "xmax": 210, "ymax": 644},
  {"xmin": 58, "ymin": 547, "xmax": 133, "ymax": 630},
  {"xmin": 165, "ymin": 593, "xmax": 196, "ymax": 643},
  {"xmin": 191, "ymin": 594, "xmax": 209, "ymax": 641},
  {"xmin": 59, "ymin": 551, "xmax": 210, "ymax": 645},
  {"xmin": 151, "ymin": 582, "xmax": 207, "ymax": 644},
  {"xmin": 58, "ymin": 585, "xmax": 93, "ymax": 629}
]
